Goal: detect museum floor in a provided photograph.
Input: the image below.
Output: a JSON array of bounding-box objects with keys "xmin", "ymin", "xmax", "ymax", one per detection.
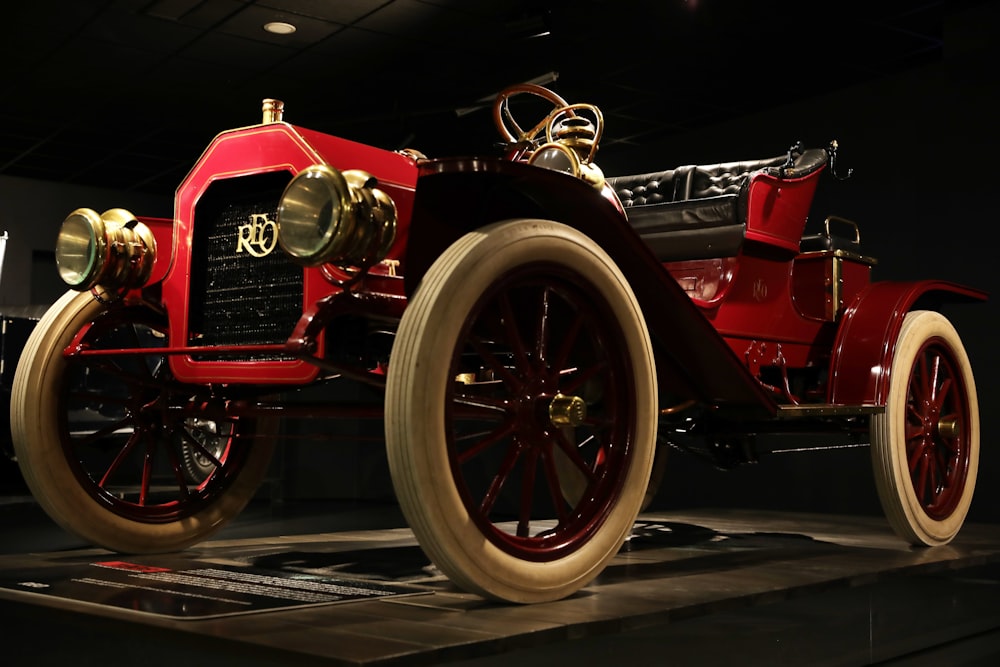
[{"xmin": 1, "ymin": 489, "xmax": 999, "ymax": 666}]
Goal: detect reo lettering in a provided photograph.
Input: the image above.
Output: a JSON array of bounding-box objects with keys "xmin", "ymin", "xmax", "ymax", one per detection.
[{"xmin": 236, "ymin": 213, "xmax": 278, "ymax": 257}]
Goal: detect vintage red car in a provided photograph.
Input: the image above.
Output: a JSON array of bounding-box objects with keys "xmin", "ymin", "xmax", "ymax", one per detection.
[{"xmin": 9, "ymin": 84, "xmax": 986, "ymax": 603}]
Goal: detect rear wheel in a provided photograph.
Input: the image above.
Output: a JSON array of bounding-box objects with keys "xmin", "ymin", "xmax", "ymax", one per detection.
[
  {"xmin": 386, "ymin": 220, "xmax": 657, "ymax": 603},
  {"xmin": 871, "ymin": 310, "xmax": 979, "ymax": 546},
  {"xmin": 10, "ymin": 291, "xmax": 276, "ymax": 553}
]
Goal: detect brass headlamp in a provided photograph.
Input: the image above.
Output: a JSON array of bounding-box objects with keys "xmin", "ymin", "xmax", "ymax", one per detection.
[
  {"xmin": 277, "ymin": 164, "xmax": 397, "ymax": 269},
  {"xmin": 55, "ymin": 207, "xmax": 156, "ymax": 292}
]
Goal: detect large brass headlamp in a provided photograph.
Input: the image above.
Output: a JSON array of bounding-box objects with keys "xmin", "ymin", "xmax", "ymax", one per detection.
[
  {"xmin": 55, "ymin": 207, "xmax": 156, "ymax": 291},
  {"xmin": 277, "ymin": 164, "xmax": 397, "ymax": 268}
]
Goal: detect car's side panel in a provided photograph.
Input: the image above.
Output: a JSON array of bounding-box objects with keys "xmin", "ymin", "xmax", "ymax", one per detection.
[{"xmin": 828, "ymin": 280, "xmax": 987, "ymax": 405}]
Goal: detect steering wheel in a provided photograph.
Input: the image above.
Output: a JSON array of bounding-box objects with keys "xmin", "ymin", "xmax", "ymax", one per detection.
[{"xmin": 493, "ymin": 83, "xmax": 570, "ymax": 145}]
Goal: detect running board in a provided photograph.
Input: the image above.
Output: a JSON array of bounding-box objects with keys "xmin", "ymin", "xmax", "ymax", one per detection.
[{"xmin": 775, "ymin": 404, "xmax": 883, "ymax": 419}]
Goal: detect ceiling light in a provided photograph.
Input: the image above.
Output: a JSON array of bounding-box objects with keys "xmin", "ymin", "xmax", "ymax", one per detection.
[{"xmin": 264, "ymin": 21, "xmax": 296, "ymax": 35}]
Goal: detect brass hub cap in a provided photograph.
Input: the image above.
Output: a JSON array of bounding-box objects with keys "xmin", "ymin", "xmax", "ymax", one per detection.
[
  {"xmin": 937, "ymin": 417, "xmax": 960, "ymax": 440},
  {"xmin": 548, "ymin": 393, "xmax": 587, "ymax": 427}
]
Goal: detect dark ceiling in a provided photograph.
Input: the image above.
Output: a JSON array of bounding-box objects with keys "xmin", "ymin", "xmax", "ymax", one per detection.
[{"xmin": 0, "ymin": 0, "xmax": 967, "ymax": 197}]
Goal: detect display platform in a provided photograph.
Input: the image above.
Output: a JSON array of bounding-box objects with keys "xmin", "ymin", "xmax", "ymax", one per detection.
[{"xmin": 1, "ymin": 504, "xmax": 999, "ymax": 666}]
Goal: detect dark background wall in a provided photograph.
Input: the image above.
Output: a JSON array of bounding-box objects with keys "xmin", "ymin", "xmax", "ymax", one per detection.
[
  {"xmin": 0, "ymin": 176, "xmax": 170, "ymax": 307},
  {"xmin": 1, "ymin": 4, "xmax": 996, "ymax": 526}
]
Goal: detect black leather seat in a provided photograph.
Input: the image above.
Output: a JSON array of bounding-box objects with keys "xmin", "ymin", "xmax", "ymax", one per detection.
[{"xmin": 608, "ymin": 147, "xmax": 829, "ymax": 262}]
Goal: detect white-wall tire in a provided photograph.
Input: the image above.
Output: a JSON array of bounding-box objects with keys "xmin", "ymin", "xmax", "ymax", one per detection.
[
  {"xmin": 386, "ymin": 220, "xmax": 657, "ymax": 602},
  {"xmin": 870, "ymin": 310, "xmax": 979, "ymax": 546},
  {"xmin": 10, "ymin": 291, "xmax": 276, "ymax": 553}
]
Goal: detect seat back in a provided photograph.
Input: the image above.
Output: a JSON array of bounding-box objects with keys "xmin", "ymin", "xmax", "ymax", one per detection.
[{"xmin": 608, "ymin": 146, "xmax": 829, "ymax": 261}]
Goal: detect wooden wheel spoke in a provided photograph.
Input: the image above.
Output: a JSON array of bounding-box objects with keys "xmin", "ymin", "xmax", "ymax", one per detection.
[
  {"xmin": 499, "ymin": 292, "xmax": 531, "ymax": 372},
  {"xmin": 97, "ymin": 430, "xmax": 142, "ymax": 487},
  {"xmin": 138, "ymin": 440, "xmax": 156, "ymax": 506},
  {"xmin": 551, "ymin": 311, "xmax": 584, "ymax": 372},
  {"xmin": 926, "ymin": 352, "xmax": 942, "ymax": 403},
  {"xmin": 456, "ymin": 419, "xmax": 517, "ymax": 464},
  {"xmin": 74, "ymin": 416, "xmax": 134, "ymax": 448},
  {"xmin": 178, "ymin": 427, "xmax": 225, "ymax": 470},
  {"xmin": 516, "ymin": 448, "xmax": 540, "ymax": 537},
  {"xmin": 907, "ymin": 435, "xmax": 929, "ymax": 474},
  {"xmin": 467, "ymin": 336, "xmax": 521, "ymax": 389},
  {"xmin": 560, "ymin": 360, "xmax": 606, "ymax": 394},
  {"xmin": 452, "ymin": 392, "xmax": 510, "ymax": 419},
  {"xmin": 542, "ymin": 449, "xmax": 572, "ymax": 522},
  {"xmin": 535, "ymin": 287, "xmax": 551, "ymax": 365},
  {"xmin": 478, "ymin": 438, "xmax": 526, "ymax": 516},
  {"xmin": 164, "ymin": 439, "xmax": 193, "ymax": 497},
  {"xmin": 553, "ymin": 428, "xmax": 597, "ymax": 481},
  {"xmin": 934, "ymin": 377, "xmax": 953, "ymax": 411}
]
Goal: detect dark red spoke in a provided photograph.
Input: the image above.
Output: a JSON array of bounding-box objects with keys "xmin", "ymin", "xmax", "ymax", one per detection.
[
  {"xmin": 160, "ymin": 435, "xmax": 194, "ymax": 497},
  {"xmin": 73, "ymin": 417, "xmax": 135, "ymax": 449},
  {"xmin": 535, "ymin": 287, "xmax": 551, "ymax": 365},
  {"xmin": 478, "ymin": 437, "xmax": 526, "ymax": 516},
  {"xmin": 551, "ymin": 311, "xmax": 585, "ymax": 372},
  {"xmin": 935, "ymin": 436, "xmax": 960, "ymax": 461},
  {"xmin": 517, "ymin": 448, "xmax": 540, "ymax": 538},
  {"xmin": 456, "ymin": 419, "xmax": 517, "ymax": 464},
  {"xmin": 452, "ymin": 392, "xmax": 511, "ymax": 419},
  {"xmin": 467, "ymin": 336, "xmax": 521, "ymax": 390},
  {"xmin": 934, "ymin": 444, "xmax": 952, "ymax": 482},
  {"xmin": 912, "ymin": 353, "xmax": 930, "ymax": 403},
  {"xmin": 97, "ymin": 431, "xmax": 142, "ymax": 487},
  {"xmin": 178, "ymin": 429, "xmax": 225, "ymax": 469},
  {"xmin": 169, "ymin": 449, "xmax": 193, "ymax": 497},
  {"xmin": 931, "ymin": 452, "xmax": 947, "ymax": 494},
  {"xmin": 907, "ymin": 435, "xmax": 930, "ymax": 475},
  {"xmin": 455, "ymin": 427, "xmax": 504, "ymax": 443},
  {"xmin": 138, "ymin": 441, "xmax": 156, "ymax": 506},
  {"xmin": 553, "ymin": 428, "xmax": 597, "ymax": 481},
  {"xmin": 910, "ymin": 451, "xmax": 927, "ymax": 499},
  {"xmin": 560, "ymin": 360, "xmax": 607, "ymax": 394},
  {"xmin": 499, "ymin": 292, "xmax": 531, "ymax": 371},
  {"xmin": 927, "ymin": 352, "xmax": 942, "ymax": 404},
  {"xmin": 904, "ymin": 418, "xmax": 926, "ymax": 447},
  {"xmin": 934, "ymin": 377, "xmax": 953, "ymax": 411},
  {"xmin": 582, "ymin": 415, "xmax": 615, "ymax": 431},
  {"xmin": 542, "ymin": 449, "xmax": 571, "ymax": 522}
]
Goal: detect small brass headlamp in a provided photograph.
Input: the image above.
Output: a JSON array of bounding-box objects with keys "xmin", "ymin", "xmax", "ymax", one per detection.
[{"xmin": 55, "ymin": 207, "xmax": 156, "ymax": 291}]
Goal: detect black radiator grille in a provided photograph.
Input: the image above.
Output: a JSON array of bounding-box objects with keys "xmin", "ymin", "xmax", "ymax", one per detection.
[{"xmin": 188, "ymin": 172, "xmax": 302, "ymax": 354}]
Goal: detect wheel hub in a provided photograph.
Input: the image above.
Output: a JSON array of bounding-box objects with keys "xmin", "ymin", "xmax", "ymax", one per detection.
[
  {"xmin": 937, "ymin": 417, "xmax": 960, "ymax": 440},
  {"xmin": 548, "ymin": 393, "xmax": 587, "ymax": 427}
]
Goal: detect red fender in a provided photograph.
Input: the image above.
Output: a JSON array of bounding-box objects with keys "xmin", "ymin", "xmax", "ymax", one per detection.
[{"xmin": 828, "ymin": 280, "xmax": 987, "ymax": 405}]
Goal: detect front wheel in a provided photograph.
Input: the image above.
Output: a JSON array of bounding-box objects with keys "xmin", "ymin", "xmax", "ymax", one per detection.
[
  {"xmin": 10, "ymin": 291, "xmax": 277, "ymax": 553},
  {"xmin": 386, "ymin": 220, "xmax": 657, "ymax": 603},
  {"xmin": 871, "ymin": 310, "xmax": 979, "ymax": 546}
]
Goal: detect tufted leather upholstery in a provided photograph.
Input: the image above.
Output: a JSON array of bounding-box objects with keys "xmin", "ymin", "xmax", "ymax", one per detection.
[
  {"xmin": 607, "ymin": 146, "xmax": 829, "ymax": 262},
  {"xmin": 612, "ymin": 166, "xmax": 692, "ymax": 206}
]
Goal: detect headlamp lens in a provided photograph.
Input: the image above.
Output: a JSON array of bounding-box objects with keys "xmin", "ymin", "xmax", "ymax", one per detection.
[
  {"xmin": 56, "ymin": 208, "xmax": 103, "ymax": 288},
  {"xmin": 277, "ymin": 165, "xmax": 348, "ymax": 264}
]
